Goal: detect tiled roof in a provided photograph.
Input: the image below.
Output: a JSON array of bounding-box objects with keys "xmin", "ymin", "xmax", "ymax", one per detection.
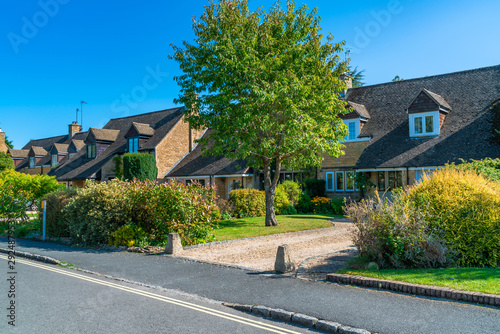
[
  {"xmin": 422, "ymin": 89, "xmax": 452, "ymax": 111},
  {"xmin": 68, "ymin": 139, "xmax": 85, "ymax": 152},
  {"xmin": 89, "ymin": 128, "xmax": 120, "ymax": 142},
  {"xmin": 22, "ymin": 135, "xmax": 67, "ymax": 150},
  {"xmin": 347, "ymin": 101, "xmax": 370, "ymax": 119},
  {"xmin": 344, "ymin": 64, "xmax": 500, "ymax": 169},
  {"xmin": 8, "ymin": 149, "xmax": 29, "ymax": 158},
  {"xmin": 52, "ymin": 143, "xmax": 69, "ymax": 154},
  {"xmin": 51, "ymin": 107, "xmax": 184, "ymax": 181},
  {"xmin": 166, "ymin": 130, "xmax": 250, "ymax": 178},
  {"xmin": 132, "ymin": 122, "xmax": 155, "ymax": 136},
  {"xmin": 30, "ymin": 146, "xmax": 47, "ymax": 156}
]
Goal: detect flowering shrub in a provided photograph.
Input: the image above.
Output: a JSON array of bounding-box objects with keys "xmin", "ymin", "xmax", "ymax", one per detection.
[{"xmin": 311, "ymin": 196, "xmax": 332, "ymax": 214}]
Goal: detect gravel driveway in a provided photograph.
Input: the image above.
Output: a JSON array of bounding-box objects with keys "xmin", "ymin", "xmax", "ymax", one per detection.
[{"xmin": 180, "ymin": 217, "xmax": 356, "ymax": 274}]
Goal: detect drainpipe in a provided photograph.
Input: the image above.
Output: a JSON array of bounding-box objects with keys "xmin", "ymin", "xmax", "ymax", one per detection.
[{"xmin": 406, "ymin": 167, "xmax": 410, "ymax": 187}]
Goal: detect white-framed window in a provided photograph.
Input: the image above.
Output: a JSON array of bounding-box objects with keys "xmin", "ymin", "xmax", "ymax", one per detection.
[
  {"xmin": 409, "ymin": 111, "xmax": 440, "ymax": 137},
  {"xmin": 29, "ymin": 157, "xmax": 35, "ymax": 168},
  {"xmin": 51, "ymin": 154, "xmax": 58, "ymax": 167},
  {"xmin": 326, "ymin": 171, "xmax": 357, "ymax": 192},
  {"xmin": 343, "ymin": 119, "xmax": 360, "ymax": 142},
  {"xmin": 128, "ymin": 137, "xmax": 139, "ymax": 153}
]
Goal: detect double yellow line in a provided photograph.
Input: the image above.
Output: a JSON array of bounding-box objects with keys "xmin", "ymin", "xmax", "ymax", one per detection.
[{"xmin": 0, "ymin": 255, "xmax": 301, "ymax": 333}]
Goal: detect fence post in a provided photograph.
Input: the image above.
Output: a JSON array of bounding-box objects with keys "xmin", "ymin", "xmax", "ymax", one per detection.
[{"xmin": 42, "ymin": 200, "xmax": 47, "ymax": 241}]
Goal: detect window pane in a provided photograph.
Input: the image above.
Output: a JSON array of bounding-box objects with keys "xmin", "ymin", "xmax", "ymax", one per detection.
[
  {"xmin": 128, "ymin": 138, "xmax": 132, "ymax": 153},
  {"xmin": 378, "ymin": 172, "xmax": 386, "ymax": 191},
  {"xmin": 134, "ymin": 137, "xmax": 139, "ymax": 152},
  {"xmin": 414, "ymin": 117, "xmax": 423, "ymax": 134},
  {"xmin": 396, "ymin": 171, "xmax": 403, "ymax": 188},
  {"xmin": 348, "ymin": 122, "xmax": 356, "ymax": 140},
  {"xmin": 346, "ymin": 171, "xmax": 354, "ymax": 191},
  {"xmin": 326, "ymin": 173, "xmax": 333, "ymax": 190},
  {"xmin": 425, "ymin": 115, "xmax": 434, "ymax": 133},
  {"xmin": 388, "ymin": 171, "xmax": 395, "ymax": 189},
  {"xmin": 336, "ymin": 172, "xmax": 344, "ymax": 191}
]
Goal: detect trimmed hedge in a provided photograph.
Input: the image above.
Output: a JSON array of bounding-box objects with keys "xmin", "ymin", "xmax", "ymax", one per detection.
[
  {"xmin": 42, "ymin": 188, "xmax": 78, "ymax": 238},
  {"xmin": 229, "ymin": 189, "xmax": 265, "ymax": 218},
  {"xmin": 123, "ymin": 153, "xmax": 158, "ymax": 181}
]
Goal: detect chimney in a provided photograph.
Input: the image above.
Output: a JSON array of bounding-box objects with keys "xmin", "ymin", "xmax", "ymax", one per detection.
[
  {"xmin": 0, "ymin": 128, "xmax": 6, "ymax": 153},
  {"xmin": 69, "ymin": 122, "xmax": 82, "ymax": 138},
  {"xmin": 338, "ymin": 73, "xmax": 352, "ymax": 99}
]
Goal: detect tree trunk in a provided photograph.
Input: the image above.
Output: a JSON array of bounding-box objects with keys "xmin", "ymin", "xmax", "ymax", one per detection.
[{"xmin": 263, "ymin": 158, "xmax": 281, "ymax": 227}]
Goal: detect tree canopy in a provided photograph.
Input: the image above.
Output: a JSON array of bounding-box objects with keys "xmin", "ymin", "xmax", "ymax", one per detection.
[{"xmin": 170, "ymin": 0, "xmax": 348, "ymax": 226}]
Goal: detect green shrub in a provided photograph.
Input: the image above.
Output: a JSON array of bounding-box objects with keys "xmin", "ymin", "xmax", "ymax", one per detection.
[
  {"xmin": 304, "ymin": 178, "xmax": 326, "ymax": 197},
  {"xmin": 123, "ymin": 153, "xmax": 158, "ymax": 181},
  {"xmin": 448, "ymin": 158, "xmax": 500, "ymax": 182},
  {"xmin": 216, "ymin": 197, "xmax": 235, "ymax": 219},
  {"xmin": 407, "ymin": 169, "xmax": 500, "ymax": 267},
  {"xmin": 277, "ymin": 181, "xmax": 302, "ymax": 207},
  {"xmin": 0, "ymin": 152, "xmax": 14, "ymax": 172},
  {"xmin": 331, "ymin": 197, "xmax": 344, "ymax": 215},
  {"xmin": 128, "ymin": 180, "xmax": 219, "ymax": 246},
  {"xmin": 63, "ymin": 180, "xmax": 133, "ymax": 246},
  {"xmin": 41, "ymin": 188, "xmax": 78, "ymax": 238},
  {"xmin": 229, "ymin": 189, "xmax": 265, "ymax": 218},
  {"xmin": 346, "ymin": 192, "xmax": 451, "ymax": 269},
  {"xmin": 110, "ymin": 224, "xmax": 146, "ymax": 247},
  {"xmin": 280, "ymin": 205, "xmax": 297, "ymax": 215},
  {"xmin": 274, "ymin": 186, "xmax": 290, "ymax": 215},
  {"xmin": 296, "ymin": 192, "xmax": 312, "ymax": 213}
]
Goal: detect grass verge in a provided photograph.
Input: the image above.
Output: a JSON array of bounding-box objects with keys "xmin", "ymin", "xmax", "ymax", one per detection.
[
  {"xmin": 213, "ymin": 214, "xmax": 341, "ymax": 241},
  {"xmin": 338, "ymin": 267, "xmax": 500, "ymax": 295}
]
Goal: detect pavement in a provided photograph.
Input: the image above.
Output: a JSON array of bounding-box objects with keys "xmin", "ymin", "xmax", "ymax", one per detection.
[{"xmin": 1, "ymin": 237, "xmax": 499, "ymax": 334}]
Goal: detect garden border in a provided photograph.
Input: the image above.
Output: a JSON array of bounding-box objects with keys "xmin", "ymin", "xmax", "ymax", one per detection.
[{"xmin": 327, "ymin": 273, "xmax": 500, "ymax": 307}]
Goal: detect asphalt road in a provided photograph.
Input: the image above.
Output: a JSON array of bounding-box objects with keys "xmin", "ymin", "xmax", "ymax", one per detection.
[
  {"xmin": 0, "ymin": 254, "xmax": 316, "ymax": 333},
  {"xmin": 1, "ymin": 238, "xmax": 499, "ymax": 334}
]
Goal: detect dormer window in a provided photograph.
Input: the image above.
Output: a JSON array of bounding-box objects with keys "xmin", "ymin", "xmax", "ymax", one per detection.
[
  {"xmin": 51, "ymin": 154, "xmax": 58, "ymax": 167},
  {"xmin": 128, "ymin": 137, "xmax": 139, "ymax": 153},
  {"xmin": 340, "ymin": 101, "xmax": 370, "ymax": 142},
  {"xmin": 87, "ymin": 144, "xmax": 96, "ymax": 159},
  {"xmin": 409, "ymin": 112, "xmax": 439, "ymax": 137},
  {"xmin": 343, "ymin": 120, "xmax": 359, "ymax": 142},
  {"xmin": 29, "ymin": 157, "xmax": 35, "ymax": 168},
  {"xmin": 407, "ymin": 89, "xmax": 451, "ymax": 138}
]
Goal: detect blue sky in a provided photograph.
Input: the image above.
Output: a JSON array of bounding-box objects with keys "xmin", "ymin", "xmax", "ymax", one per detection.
[{"xmin": 1, "ymin": 0, "xmax": 499, "ymax": 148}]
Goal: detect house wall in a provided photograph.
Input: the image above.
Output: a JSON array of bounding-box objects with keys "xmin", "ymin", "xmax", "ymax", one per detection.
[
  {"xmin": 23, "ymin": 166, "xmax": 52, "ymax": 175},
  {"xmin": 155, "ymin": 118, "xmax": 204, "ymax": 180},
  {"xmin": 101, "ymin": 156, "xmax": 117, "ymax": 180}
]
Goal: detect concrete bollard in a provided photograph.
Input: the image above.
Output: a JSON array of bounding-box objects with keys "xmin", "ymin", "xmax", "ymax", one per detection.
[
  {"xmin": 165, "ymin": 233, "xmax": 183, "ymax": 255},
  {"xmin": 275, "ymin": 244, "xmax": 295, "ymax": 273}
]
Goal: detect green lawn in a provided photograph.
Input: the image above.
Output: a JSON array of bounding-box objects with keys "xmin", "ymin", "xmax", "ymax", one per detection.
[
  {"xmin": 213, "ymin": 214, "xmax": 340, "ymax": 241},
  {"xmin": 338, "ymin": 267, "xmax": 500, "ymax": 295}
]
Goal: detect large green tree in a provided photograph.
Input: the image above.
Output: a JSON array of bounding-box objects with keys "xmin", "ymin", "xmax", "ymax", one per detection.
[{"xmin": 170, "ymin": 0, "xmax": 348, "ymax": 226}]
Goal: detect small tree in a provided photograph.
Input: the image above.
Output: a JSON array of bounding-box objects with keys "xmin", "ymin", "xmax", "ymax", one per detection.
[
  {"xmin": 123, "ymin": 153, "xmax": 158, "ymax": 181},
  {"xmin": 0, "ymin": 152, "xmax": 14, "ymax": 172},
  {"xmin": 171, "ymin": 0, "xmax": 348, "ymax": 226}
]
